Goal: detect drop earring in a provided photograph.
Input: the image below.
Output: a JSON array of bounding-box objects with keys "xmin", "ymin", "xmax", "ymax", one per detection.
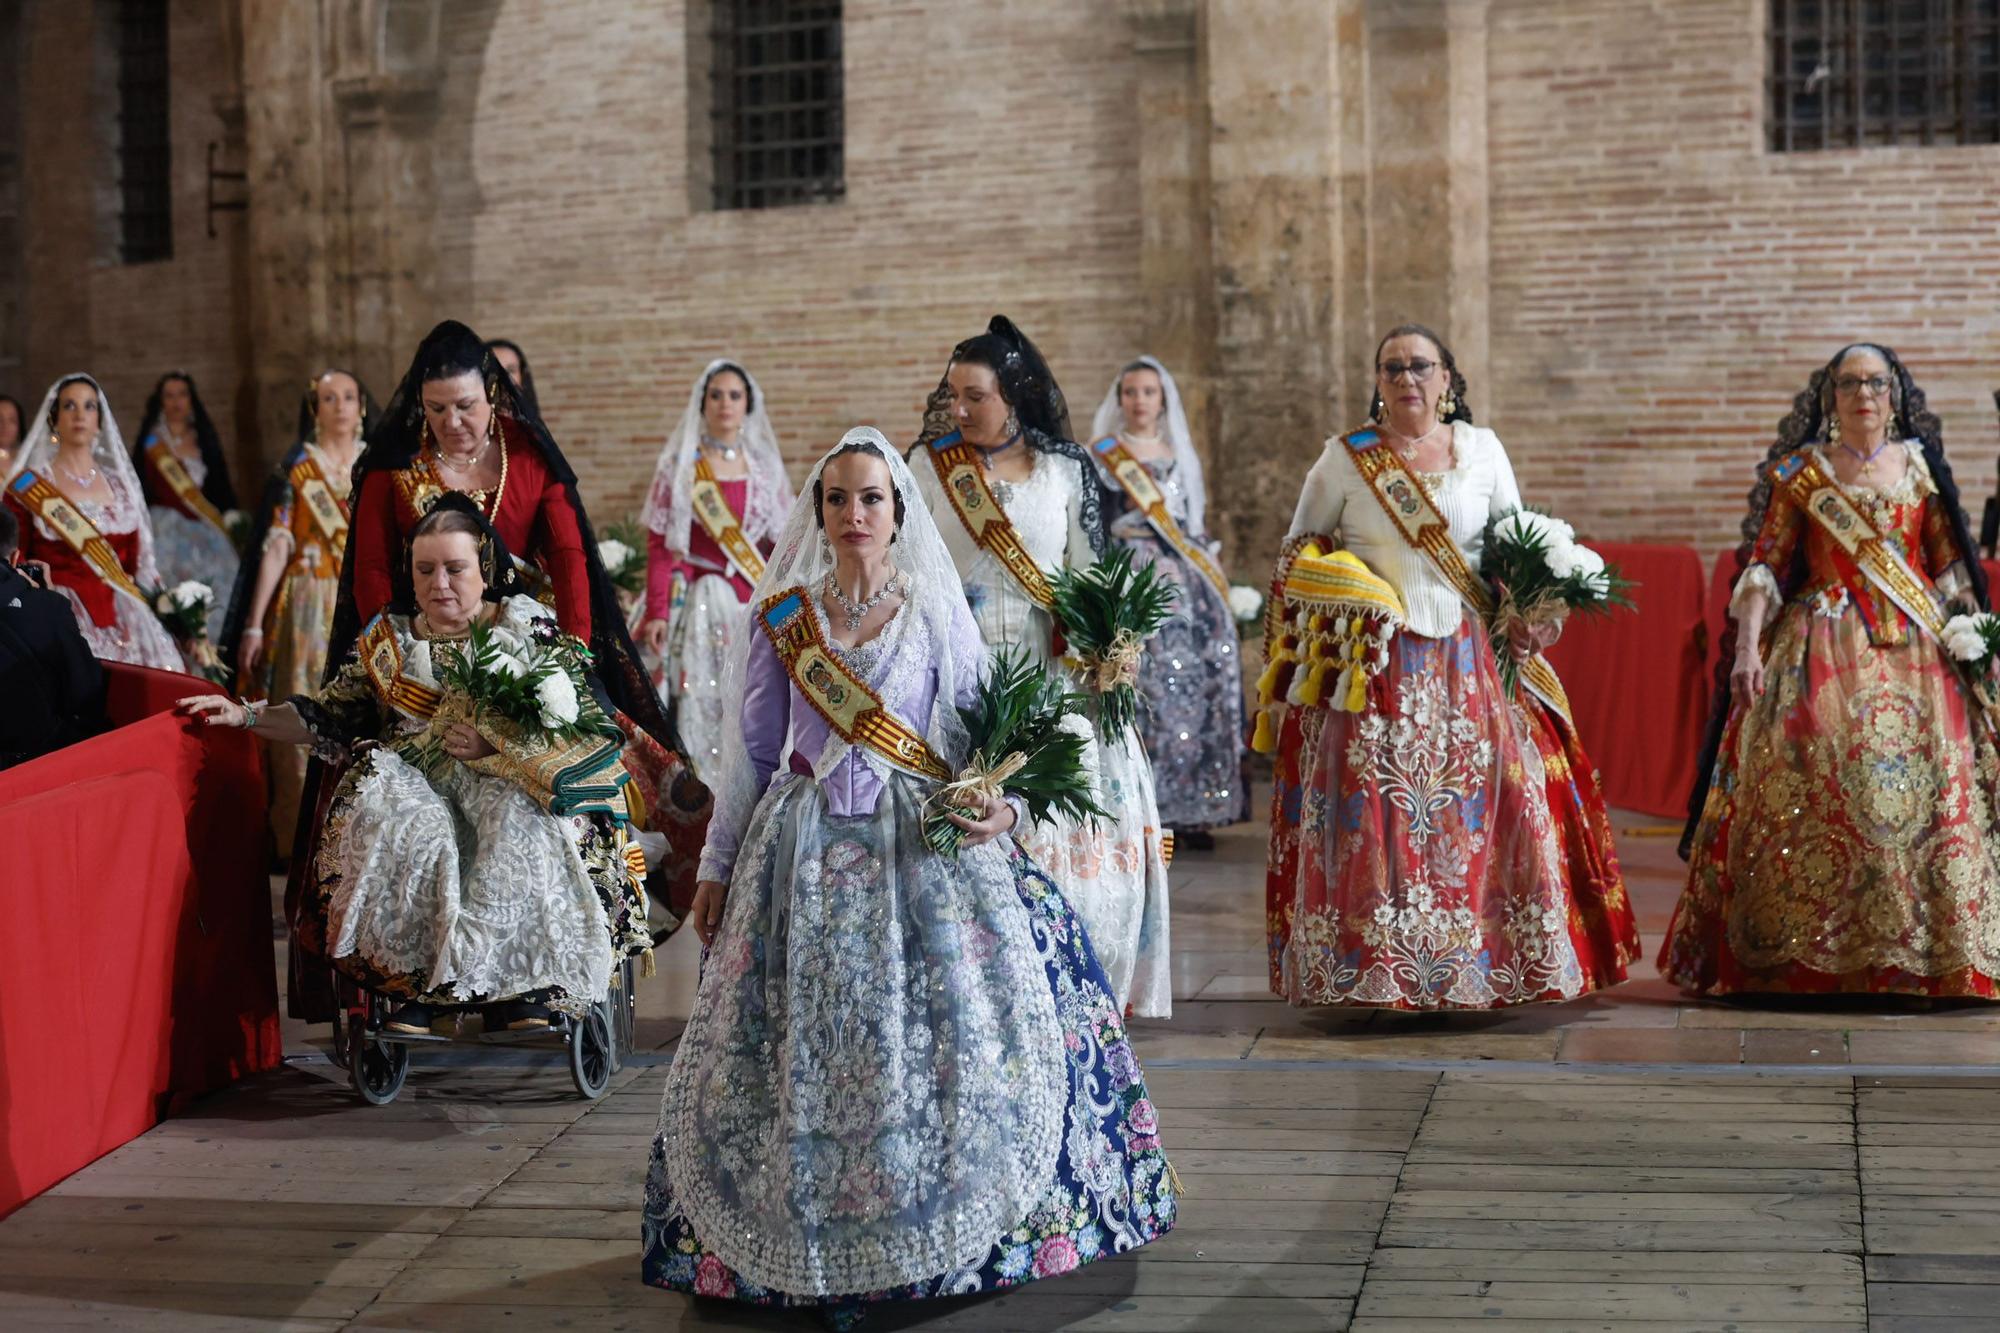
[{"xmin": 1437, "ymin": 385, "xmax": 1457, "ymax": 422}]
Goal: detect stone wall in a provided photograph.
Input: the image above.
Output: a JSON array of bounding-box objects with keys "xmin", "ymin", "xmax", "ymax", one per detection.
[
  {"xmin": 13, "ymin": 0, "xmax": 2000, "ymax": 574},
  {"xmin": 15, "ymin": 0, "xmax": 251, "ymax": 494}
]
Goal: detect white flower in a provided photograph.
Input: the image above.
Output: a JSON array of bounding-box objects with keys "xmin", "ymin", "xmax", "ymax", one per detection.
[
  {"xmin": 1228, "ymin": 584, "xmax": 1264, "ymax": 623},
  {"xmin": 535, "ymin": 670, "xmax": 580, "ymax": 727},
  {"xmin": 598, "ymin": 538, "xmax": 632, "ymax": 571},
  {"xmin": 1495, "ymin": 509, "xmax": 1576, "ymax": 552},
  {"xmin": 1945, "ymin": 613, "xmax": 1994, "ymax": 663},
  {"xmin": 170, "ymin": 580, "xmax": 212, "ymax": 610},
  {"xmin": 488, "ymin": 651, "xmax": 528, "ymax": 680},
  {"xmin": 1545, "ymin": 543, "xmax": 1586, "ymax": 580},
  {"xmin": 154, "ymin": 592, "xmax": 174, "ymax": 614}
]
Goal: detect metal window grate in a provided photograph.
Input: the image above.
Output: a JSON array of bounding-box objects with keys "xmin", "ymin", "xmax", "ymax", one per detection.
[
  {"xmin": 711, "ymin": 0, "xmax": 843, "ymax": 210},
  {"xmin": 115, "ymin": 0, "xmax": 172, "ymax": 263},
  {"xmin": 1769, "ymin": 0, "xmax": 2000, "ymax": 150}
]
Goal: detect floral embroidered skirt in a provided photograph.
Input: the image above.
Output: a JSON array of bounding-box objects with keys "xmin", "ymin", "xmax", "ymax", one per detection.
[
  {"xmin": 1019, "ymin": 724, "xmax": 1175, "ymax": 1019},
  {"xmin": 642, "ymin": 774, "xmax": 1176, "ymax": 1311},
  {"xmin": 1265, "ymin": 621, "xmax": 1635, "ymax": 1009},
  {"xmin": 1661, "ymin": 603, "xmax": 2000, "ymax": 997}
]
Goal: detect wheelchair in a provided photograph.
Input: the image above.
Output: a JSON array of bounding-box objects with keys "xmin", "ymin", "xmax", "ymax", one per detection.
[{"xmin": 324, "ymin": 953, "xmax": 639, "ymax": 1105}]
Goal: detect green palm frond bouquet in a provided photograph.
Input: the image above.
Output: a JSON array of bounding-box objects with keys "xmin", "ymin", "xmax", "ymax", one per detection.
[
  {"xmin": 1050, "ymin": 548, "xmax": 1179, "ymax": 738},
  {"xmin": 923, "ymin": 648, "xmax": 1105, "ymax": 860}
]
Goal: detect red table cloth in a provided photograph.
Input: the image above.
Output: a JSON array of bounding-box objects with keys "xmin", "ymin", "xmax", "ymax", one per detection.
[
  {"xmin": 1543, "ymin": 542, "xmax": 1711, "ymax": 819},
  {"xmin": 0, "ymin": 663, "xmax": 280, "ymax": 1218}
]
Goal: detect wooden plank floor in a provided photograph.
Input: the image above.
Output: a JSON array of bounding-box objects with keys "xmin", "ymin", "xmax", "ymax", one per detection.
[{"xmin": 6, "ymin": 803, "xmax": 2000, "ymax": 1330}]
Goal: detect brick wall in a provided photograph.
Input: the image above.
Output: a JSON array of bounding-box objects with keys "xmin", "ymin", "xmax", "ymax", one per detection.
[
  {"xmin": 443, "ymin": 0, "xmax": 1148, "ymax": 530},
  {"xmin": 16, "ymin": 0, "xmax": 247, "ymax": 498},
  {"xmin": 1486, "ymin": 0, "xmax": 2000, "ymax": 557}
]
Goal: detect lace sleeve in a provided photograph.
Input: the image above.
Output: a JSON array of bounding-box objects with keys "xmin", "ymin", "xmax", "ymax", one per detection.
[{"xmin": 289, "ymin": 657, "xmax": 381, "ymax": 761}]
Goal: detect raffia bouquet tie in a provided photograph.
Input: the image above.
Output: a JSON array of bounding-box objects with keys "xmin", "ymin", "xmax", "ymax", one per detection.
[{"xmin": 1080, "ymin": 629, "xmax": 1145, "ymax": 695}]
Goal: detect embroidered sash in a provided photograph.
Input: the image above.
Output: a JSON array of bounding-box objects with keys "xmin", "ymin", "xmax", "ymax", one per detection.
[
  {"xmin": 690, "ymin": 457, "xmax": 766, "ymax": 583},
  {"xmin": 143, "ymin": 440, "xmax": 229, "ymax": 535},
  {"xmin": 6, "ymin": 470, "xmax": 147, "ymax": 602},
  {"xmin": 291, "ymin": 450, "xmax": 351, "ymax": 547},
  {"xmin": 924, "ymin": 431, "xmax": 1056, "ymax": 610},
  {"xmin": 1091, "ymin": 436, "xmax": 1228, "ymax": 597},
  {"xmin": 358, "ymin": 614, "xmax": 443, "ymax": 722},
  {"xmin": 1772, "ymin": 451, "xmax": 1945, "ymax": 642},
  {"xmin": 1341, "ymin": 429, "xmax": 1574, "ymax": 724},
  {"xmin": 361, "ymin": 613, "xmax": 632, "ymax": 819},
  {"xmin": 756, "ymin": 585, "xmax": 953, "ymax": 783}
]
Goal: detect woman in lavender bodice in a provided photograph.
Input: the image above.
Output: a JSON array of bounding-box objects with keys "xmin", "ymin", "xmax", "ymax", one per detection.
[{"xmin": 640, "ymin": 429, "xmax": 1175, "ymax": 1325}]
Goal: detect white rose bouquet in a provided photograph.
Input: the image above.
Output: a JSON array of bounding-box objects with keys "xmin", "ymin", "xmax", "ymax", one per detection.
[
  {"xmin": 598, "ymin": 519, "xmax": 648, "ymax": 599},
  {"xmin": 1943, "ymin": 612, "xmax": 2000, "ymax": 726},
  {"xmin": 150, "ymin": 580, "xmax": 228, "ymax": 684},
  {"xmin": 1480, "ymin": 507, "xmax": 1632, "ymax": 697},
  {"xmin": 414, "ymin": 607, "xmax": 599, "ymax": 771}
]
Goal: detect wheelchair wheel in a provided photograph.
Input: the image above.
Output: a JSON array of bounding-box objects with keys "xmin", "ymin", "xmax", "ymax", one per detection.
[
  {"xmin": 348, "ymin": 1013, "xmax": 410, "ymax": 1106},
  {"xmin": 610, "ymin": 956, "xmax": 637, "ymax": 1074},
  {"xmin": 569, "ymin": 1000, "xmax": 615, "ymax": 1100}
]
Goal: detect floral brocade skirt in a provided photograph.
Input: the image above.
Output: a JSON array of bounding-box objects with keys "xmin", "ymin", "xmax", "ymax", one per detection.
[
  {"xmin": 1265, "ymin": 620, "xmax": 1637, "ymax": 1009},
  {"xmin": 642, "ymin": 775, "xmax": 1175, "ymax": 1311},
  {"xmin": 1661, "ymin": 603, "xmax": 2000, "ymax": 997}
]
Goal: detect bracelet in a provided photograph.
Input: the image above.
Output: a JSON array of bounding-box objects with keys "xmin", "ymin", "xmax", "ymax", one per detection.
[
  {"xmin": 242, "ymin": 627, "xmax": 264, "ymax": 639},
  {"xmin": 237, "ymin": 698, "xmax": 264, "ymax": 729}
]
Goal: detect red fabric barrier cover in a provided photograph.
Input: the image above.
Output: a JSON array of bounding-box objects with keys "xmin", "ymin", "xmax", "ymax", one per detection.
[
  {"xmin": 0, "ymin": 663, "xmax": 280, "ymax": 1218},
  {"xmin": 1542, "ymin": 542, "xmax": 1711, "ymax": 819}
]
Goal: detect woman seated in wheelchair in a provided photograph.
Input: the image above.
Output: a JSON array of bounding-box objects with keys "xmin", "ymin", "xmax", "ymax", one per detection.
[{"xmin": 179, "ymin": 494, "xmax": 650, "ymax": 1035}]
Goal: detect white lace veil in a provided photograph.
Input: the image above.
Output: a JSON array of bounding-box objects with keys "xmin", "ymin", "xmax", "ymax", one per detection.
[
  {"xmin": 9, "ymin": 373, "xmax": 160, "ymax": 585},
  {"xmin": 1089, "ymin": 354, "xmax": 1208, "ymax": 536},
  {"xmin": 703, "ymin": 427, "xmax": 979, "ymax": 866},
  {"xmin": 639, "ymin": 359, "xmax": 792, "ymax": 553}
]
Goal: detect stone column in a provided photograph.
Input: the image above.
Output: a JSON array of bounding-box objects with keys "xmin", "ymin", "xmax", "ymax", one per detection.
[
  {"xmin": 239, "ymin": 0, "xmax": 335, "ymax": 456},
  {"xmin": 1361, "ymin": 0, "xmax": 1491, "ymax": 413},
  {"xmin": 1119, "ymin": 0, "xmax": 1217, "ymax": 477},
  {"xmin": 329, "ymin": 0, "xmax": 444, "ymax": 399},
  {"xmin": 1200, "ymin": 0, "xmax": 1345, "ymax": 572}
]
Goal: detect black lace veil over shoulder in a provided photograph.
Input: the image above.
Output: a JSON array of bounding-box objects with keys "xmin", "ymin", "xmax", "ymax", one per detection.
[
  {"xmin": 132, "ymin": 370, "xmax": 239, "ymax": 512},
  {"xmin": 485, "ymin": 338, "xmax": 540, "ymax": 419},
  {"xmin": 910, "ymin": 314, "xmax": 1106, "ymax": 556},
  {"xmin": 1680, "ymin": 343, "xmax": 1986, "ymax": 857},
  {"xmin": 326, "ymin": 319, "xmax": 678, "ymax": 751}
]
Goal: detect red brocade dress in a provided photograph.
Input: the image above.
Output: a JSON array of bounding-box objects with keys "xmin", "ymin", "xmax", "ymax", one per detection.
[
  {"xmin": 348, "ymin": 421, "xmax": 592, "ymax": 636},
  {"xmin": 1264, "ymin": 422, "xmax": 1637, "ymax": 1009},
  {"xmin": 1661, "ymin": 444, "xmax": 2000, "ymax": 997}
]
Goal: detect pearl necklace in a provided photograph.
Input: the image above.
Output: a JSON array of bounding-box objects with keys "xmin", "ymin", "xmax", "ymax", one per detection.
[
  {"xmin": 434, "ymin": 436, "xmax": 493, "ymax": 473},
  {"xmin": 1379, "ymin": 419, "xmax": 1446, "ymax": 461},
  {"xmin": 55, "ymin": 452, "xmax": 100, "ymax": 489},
  {"xmin": 823, "ymin": 568, "xmax": 904, "ymax": 634}
]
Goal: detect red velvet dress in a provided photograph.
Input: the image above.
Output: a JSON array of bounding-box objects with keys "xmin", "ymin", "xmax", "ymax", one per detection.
[{"xmin": 348, "ymin": 419, "xmax": 591, "ymax": 637}]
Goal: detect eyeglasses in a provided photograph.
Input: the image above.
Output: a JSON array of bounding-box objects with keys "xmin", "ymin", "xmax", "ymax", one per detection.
[
  {"xmin": 1377, "ymin": 359, "xmax": 1439, "ymax": 384},
  {"xmin": 1833, "ymin": 375, "xmax": 1892, "ymax": 399}
]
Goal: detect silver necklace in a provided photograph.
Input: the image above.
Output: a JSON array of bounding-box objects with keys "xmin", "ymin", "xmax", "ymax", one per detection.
[
  {"xmin": 700, "ymin": 433, "xmax": 740, "ymax": 462},
  {"xmin": 823, "ymin": 568, "xmax": 903, "ymax": 634},
  {"xmin": 1380, "ymin": 419, "xmax": 1445, "ymax": 461},
  {"xmin": 55, "ymin": 452, "xmax": 100, "ymax": 489}
]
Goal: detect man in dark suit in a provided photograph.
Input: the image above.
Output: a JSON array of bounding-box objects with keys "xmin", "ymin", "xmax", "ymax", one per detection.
[{"xmin": 0, "ymin": 506, "xmax": 107, "ymax": 767}]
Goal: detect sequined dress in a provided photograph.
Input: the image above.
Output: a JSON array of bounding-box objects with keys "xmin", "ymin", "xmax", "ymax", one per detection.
[
  {"xmin": 1662, "ymin": 444, "xmax": 2000, "ymax": 997},
  {"xmin": 1097, "ymin": 450, "xmax": 1248, "ymax": 831}
]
